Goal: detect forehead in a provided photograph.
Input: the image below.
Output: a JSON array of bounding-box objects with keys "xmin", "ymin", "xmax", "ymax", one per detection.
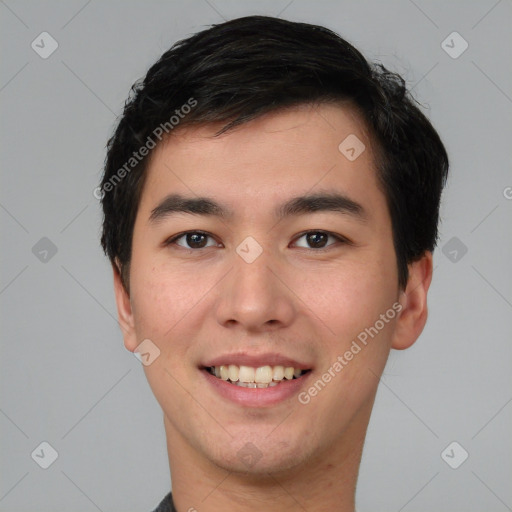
[{"xmin": 139, "ymin": 103, "xmax": 384, "ymax": 219}]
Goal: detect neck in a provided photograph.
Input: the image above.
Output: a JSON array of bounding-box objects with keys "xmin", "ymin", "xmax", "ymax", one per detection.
[{"xmin": 165, "ymin": 403, "xmax": 373, "ymax": 512}]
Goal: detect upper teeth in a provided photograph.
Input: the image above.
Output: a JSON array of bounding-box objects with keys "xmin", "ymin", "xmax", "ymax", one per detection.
[{"xmin": 212, "ymin": 365, "xmax": 304, "ymax": 383}]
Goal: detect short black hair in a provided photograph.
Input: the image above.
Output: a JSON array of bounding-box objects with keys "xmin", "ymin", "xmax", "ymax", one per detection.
[{"xmin": 100, "ymin": 15, "xmax": 449, "ymax": 291}]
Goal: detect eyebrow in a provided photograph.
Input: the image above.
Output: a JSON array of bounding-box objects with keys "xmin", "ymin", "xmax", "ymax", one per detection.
[{"xmin": 149, "ymin": 191, "xmax": 367, "ymax": 224}]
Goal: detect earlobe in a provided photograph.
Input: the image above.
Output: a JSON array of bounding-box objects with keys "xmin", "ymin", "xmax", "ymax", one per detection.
[
  {"xmin": 391, "ymin": 252, "xmax": 433, "ymax": 350},
  {"xmin": 112, "ymin": 262, "xmax": 138, "ymax": 352}
]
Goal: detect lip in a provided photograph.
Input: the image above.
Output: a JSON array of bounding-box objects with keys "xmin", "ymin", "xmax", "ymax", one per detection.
[
  {"xmin": 201, "ymin": 352, "xmax": 312, "ymax": 370},
  {"xmin": 201, "ymin": 367, "xmax": 313, "ymax": 407}
]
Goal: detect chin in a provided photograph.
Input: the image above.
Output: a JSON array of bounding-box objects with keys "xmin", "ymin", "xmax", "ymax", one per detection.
[{"xmin": 205, "ymin": 434, "xmax": 312, "ymax": 476}]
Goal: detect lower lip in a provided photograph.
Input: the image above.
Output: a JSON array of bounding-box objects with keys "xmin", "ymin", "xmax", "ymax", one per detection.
[{"xmin": 201, "ymin": 368, "xmax": 312, "ymax": 407}]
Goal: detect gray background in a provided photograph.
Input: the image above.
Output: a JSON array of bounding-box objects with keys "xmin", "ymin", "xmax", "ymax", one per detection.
[{"xmin": 1, "ymin": 1, "xmax": 511, "ymax": 511}]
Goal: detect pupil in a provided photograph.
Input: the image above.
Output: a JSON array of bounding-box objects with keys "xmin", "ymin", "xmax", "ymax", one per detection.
[
  {"xmin": 307, "ymin": 232, "xmax": 327, "ymax": 248},
  {"xmin": 187, "ymin": 233, "xmax": 206, "ymax": 248}
]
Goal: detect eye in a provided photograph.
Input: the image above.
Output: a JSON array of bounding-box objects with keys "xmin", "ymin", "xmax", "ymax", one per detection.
[
  {"xmin": 165, "ymin": 231, "xmax": 220, "ymax": 250},
  {"xmin": 165, "ymin": 230, "xmax": 349, "ymax": 251},
  {"xmin": 292, "ymin": 230, "xmax": 348, "ymax": 249}
]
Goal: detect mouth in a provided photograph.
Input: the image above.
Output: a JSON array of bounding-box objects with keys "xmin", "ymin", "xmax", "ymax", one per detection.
[
  {"xmin": 202, "ymin": 364, "xmax": 312, "ymax": 388},
  {"xmin": 199, "ymin": 353, "xmax": 314, "ymax": 406}
]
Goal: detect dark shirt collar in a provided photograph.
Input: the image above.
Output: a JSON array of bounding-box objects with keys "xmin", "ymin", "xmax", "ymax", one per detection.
[{"xmin": 152, "ymin": 491, "xmax": 176, "ymax": 512}]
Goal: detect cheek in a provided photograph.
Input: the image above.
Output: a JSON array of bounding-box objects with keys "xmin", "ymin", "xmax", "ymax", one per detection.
[
  {"xmin": 291, "ymin": 256, "xmax": 397, "ymax": 343},
  {"xmin": 129, "ymin": 263, "xmax": 207, "ymax": 408},
  {"xmin": 128, "ymin": 251, "xmax": 224, "ymax": 352},
  {"xmin": 130, "ymin": 267, "xmax": 192, "ymax": 340},
  {"xmin": 295, "ymin": 264, "xmax": 397, "ymax": 427}
]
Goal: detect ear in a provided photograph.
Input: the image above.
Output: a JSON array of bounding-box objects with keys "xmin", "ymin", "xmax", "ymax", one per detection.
[
  {"xmin": 391, "ymin": 252, "xmax": 433, "ymax": 350},
  {"xmin": 112, "ymin": 262, "xmax": 138, "ymax": 352}
]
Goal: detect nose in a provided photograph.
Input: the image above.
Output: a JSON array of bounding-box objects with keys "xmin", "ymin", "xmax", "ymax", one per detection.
[{"xmin": 215, "ymin": 247, "xmax": 296, "ymax": 333}]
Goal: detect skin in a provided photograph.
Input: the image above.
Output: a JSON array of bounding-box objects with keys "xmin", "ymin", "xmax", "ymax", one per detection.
[{"xmin": 113, "ymin": 103, "xmax": 432, "ymax": 512}]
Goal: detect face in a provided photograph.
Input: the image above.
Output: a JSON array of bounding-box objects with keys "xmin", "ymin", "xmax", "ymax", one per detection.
[{"xmin": 115, "ymin": 103, "xmax": 430, "ymax": 476}]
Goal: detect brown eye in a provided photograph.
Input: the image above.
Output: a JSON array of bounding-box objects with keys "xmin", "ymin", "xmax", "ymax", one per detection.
[
  {"xmin": 184, "ymin": 233, "xmax": 208, "ymax": 248},
  {"xmin": 306, "ymin": 232, "xmax": 329, "ymax": 248},
  {"xmin": 167, "ymin": 231, "xmax": 218, "ymax": 249},
  {"xmin": 293, "ymin": 231, "xmax": 347, "ymax": 249}
]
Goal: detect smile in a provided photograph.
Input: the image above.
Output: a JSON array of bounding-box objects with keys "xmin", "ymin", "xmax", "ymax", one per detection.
[{"xmin": 206, "ymin": 364, "xmax": 311, "ymax": 388}]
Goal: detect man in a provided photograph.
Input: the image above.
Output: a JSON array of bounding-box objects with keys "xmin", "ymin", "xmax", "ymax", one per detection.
[{"xmin": 99, "ymin": 15, "xmax": 448, "ymax": 512}]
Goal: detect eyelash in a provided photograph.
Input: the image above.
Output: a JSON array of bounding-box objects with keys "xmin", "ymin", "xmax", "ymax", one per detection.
[{"xmin": 164, "ymin": 230, "xmax": 351, "ymax": 251}]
